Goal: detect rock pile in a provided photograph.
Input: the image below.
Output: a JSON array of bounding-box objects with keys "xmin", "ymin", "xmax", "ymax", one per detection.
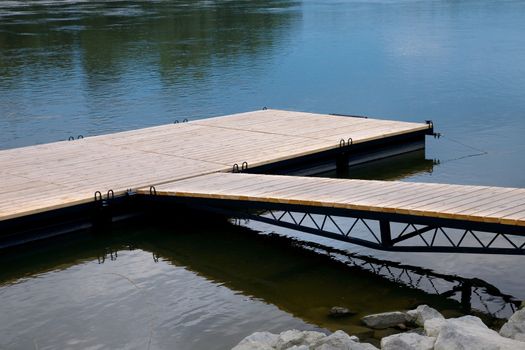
[
  {"xmin": 232, "ymin": 305, "xmax": 525, "ymax": 350},
  {"xmin": 232, "ymin": 329, "xmax": 376, "ymax": 350}
]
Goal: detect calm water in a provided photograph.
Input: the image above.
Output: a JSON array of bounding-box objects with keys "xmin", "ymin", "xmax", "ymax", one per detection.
[{"xmin": 1, "ymin": 0, "xmax": 525, "ymax": 349}]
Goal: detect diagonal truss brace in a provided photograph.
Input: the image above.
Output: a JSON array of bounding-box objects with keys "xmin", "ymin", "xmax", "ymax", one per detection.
[
  {"xmin": 204, "ymin": 205, "xmax": 525, "ymax": 255},
  {"xmin": 145, "ymin": 195, "xmax": 525, "ymax": 255}
]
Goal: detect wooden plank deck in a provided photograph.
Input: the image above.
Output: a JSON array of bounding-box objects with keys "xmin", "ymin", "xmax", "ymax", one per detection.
[
  {"xmin": 0, "ymin": 109, "xmax": 429, "ymax": 221},
  {"xmin": 143, "ymin": 173, "xmax": 525, "ymax": 227}
]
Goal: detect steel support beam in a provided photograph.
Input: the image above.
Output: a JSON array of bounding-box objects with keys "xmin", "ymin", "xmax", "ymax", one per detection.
[{"xmin": 144, "ymin": 196, "xmax": 525, "ymax": 255}]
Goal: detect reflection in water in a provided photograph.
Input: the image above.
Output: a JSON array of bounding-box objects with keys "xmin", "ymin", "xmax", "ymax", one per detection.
[
  {"xmin": 0, "ymin": 218, "xmax": 518, "ymax": 349},
  {"xmin": 2, "ymin": 0, "xmax": 525, "ymax": 348},
  {"xmin": 294, "ymin": 239, "xmax": 519, "ymax": 318},
  {"xmin": 316, "ymin": 150, "xmax": 435, "ymax": 181},
  {"xmin": 0, "ymin": 0, "xmax": 301, "ymax": 147},
  {"xmin": 0, "ymin": 223, "xmax": 319, "ymax": 350}
]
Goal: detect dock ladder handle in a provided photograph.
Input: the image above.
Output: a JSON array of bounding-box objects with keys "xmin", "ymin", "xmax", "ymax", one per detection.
[
  {"xmin": 232, "ymin": 163, "xmax": 240, "ymax": 173},
  {"xmin": 339, "ymin": 138, "xmax": 353, "ymax": 148},
  {"xmin": 241, "ymin": 162, "xmax": 249, "ymax": 171},
  {"xmin": 94, "ymin": 191, "xmax": 103, "ymax": 202},
  {"xmin": 149, "ymin": 186, "xmax": 157, "ymax": 196}
]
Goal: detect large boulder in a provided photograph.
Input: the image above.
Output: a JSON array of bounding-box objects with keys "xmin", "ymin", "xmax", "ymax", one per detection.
[
  {"xmin": 312, "ymin": 330, "xmax": 377, "ymax": 350},
  {"xmin": 500, "ymin": 308, "xmax": 525, "ymax": 341},
  {"xmin": 232, "ymin": 332, "xmax": 279, "ymax": 350},
  {"xmin": 423, "ymin": 318, "xmax": 446, "ymax": 338},
  {"xmin": 381, "ymin": 333, "xmax": 435, "ymax": 350},
  {"xmin": 362, "ymin": 311, "xmax": 408, "ymax": 329},
  {"xmin": 232, "ymin": 330, "xmax": 378, "ymax": 350},
  {"xmin": 407, "ymin": 305, "xmax": 444, "ymax": 327},
  {"xmin": 275, "ymin": 330, "xmax": 326, "ymax": 350},
  {"xmin": 426, "ymin": 315, "xmax": 525, "ymax": 350}
]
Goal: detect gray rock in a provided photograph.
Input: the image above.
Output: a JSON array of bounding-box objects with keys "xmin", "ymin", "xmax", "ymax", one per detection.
[
  {"xmin": 381, "ymin": 333, "xmax": 435, "ymax": 350},
  {"xmin": 329, "ymin": 307, "xmax": 355, "ymax": 318},
  {"xmin": 431, "ymin": 316, "xmax": 525, "ymax": 350},
  {"xmin": 354, "ymin": 342, "xmax": 378, "ymax": 350},
  {"xmin": 500, "ymin": 308, "xmax": 525, "ymax": 340},
  {"xmin": 407, "ymin": 305, "xmax": 444, "ymax": 327},
  {"xmin": 232, "ymin": 331, "xmax": 279, "ymax": 350},
  {"xmin": 362, "ymin": 311, "xmax": 409, "ymax": 329},
  {"xmin": 232, "ymin": 329, "xmax": 376, "ymax": 350},
  {"xmin": 275, "ymin": 330, "xmax": 326, "ymax": 350},
  {"xmin": 424, "ymin": 317, "xmax": 446, "ymax": 337},
  {"xmin": 232, "ymin": 343, "xmax": 274, "ymax": 350},
  {"xmin": 406, "ymin": 327, "xmax": 426, "ymax": 336},
  {"xmin": 312, "ymin": 330, "xmax": 376, "ymax": 350},
  {"xmin": 395, "ymin": 323, "xmax": 407, "ymax": 331}
]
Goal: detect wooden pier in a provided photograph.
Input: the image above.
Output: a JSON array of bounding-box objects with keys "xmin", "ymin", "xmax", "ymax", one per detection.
[
  {"xmin": 142, "ymin": 173, "xmax": 525, "ymax": 227},
  {"xmin": 2, "ymin": 109, "xmax": 525, "ymax": 254},
  {"xmin": 0, "ymin": 109, "xmax": 429, "ymax": 221}
]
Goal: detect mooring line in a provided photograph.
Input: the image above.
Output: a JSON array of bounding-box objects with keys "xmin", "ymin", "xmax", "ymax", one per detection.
[
  {"xmin": 434, "ymin": 134, "xmax": 488, "ymax": 165},
  {"xmin": 441, "ymin": 134, "xmax": 488, "ymax": 154}
]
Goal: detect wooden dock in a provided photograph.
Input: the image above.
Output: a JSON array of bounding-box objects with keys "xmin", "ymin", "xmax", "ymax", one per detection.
[
  {"xmin": 3, "ymin": 108, "xmax": 525, "ymax": 254},
  {"xmin": 143, "ymin": 173, "xmax": 525, "ymax": 227},
  {"xmin": 0, "ymin": 109, "xmax": 429, "ymax": 222}
]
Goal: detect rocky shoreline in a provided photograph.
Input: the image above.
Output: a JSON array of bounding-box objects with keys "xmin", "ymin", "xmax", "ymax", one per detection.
[{"xmin": 232, "ymin": 305, "xmax": 525, "ymax": 349}]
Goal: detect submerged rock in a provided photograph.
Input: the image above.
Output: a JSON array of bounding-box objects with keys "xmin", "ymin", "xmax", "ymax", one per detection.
[
  {"xmin": 361, "ymin": 311, "xmax": 408, "ymax": 329},
  {"xmin": 425, "ymin": 315, "xmax": 525, "ymax": 350},
  {"xmin": 407, "ymin": 305, "xmax": 444, "ymax": 327},
  {"xmin": 381, "ymin": 333, "xmax": 435, "ymax": 350},
  {"xmin": 500, "ymin": 308, "xmax": 525, "ymax": 341},
  {"xmin": 329, "ymin": 306, "xmax": 355, "ymax": 318}
]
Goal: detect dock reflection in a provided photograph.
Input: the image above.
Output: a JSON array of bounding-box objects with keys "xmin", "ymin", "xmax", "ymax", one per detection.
[{"xmin": 1, "ymin": 217, "xmax": 516, "ymax": 336}]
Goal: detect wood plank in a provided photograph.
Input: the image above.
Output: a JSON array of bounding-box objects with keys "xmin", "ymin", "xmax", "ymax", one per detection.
[
  {"xmin": 147, "ymin": 173, "xmax": 525, "ymax": 228},
  {"xmin": 0, "ymin": 109, "xmax": 431, "ymax": 221}
]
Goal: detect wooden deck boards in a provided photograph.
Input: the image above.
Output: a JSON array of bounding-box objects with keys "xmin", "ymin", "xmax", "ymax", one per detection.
[
  {"xmin": 144, "ymin": 173, "xmax": 525, "ymax": 227},
  {"xmin": 0, "ymin": 109, "xmax": 429, "ymax": 221}
]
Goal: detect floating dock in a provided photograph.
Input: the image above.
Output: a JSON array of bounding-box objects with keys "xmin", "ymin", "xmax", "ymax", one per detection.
[
  {"xmin": 2, "ymin": 109, "xmax": 525, "ymax": 254},
  {"xmin": 144, "ymin": 173, "xmax": 525, "ymax": 227},
  {"xmin": 0, "ymin": 109, "xmax": 429, "ymax": 222}
]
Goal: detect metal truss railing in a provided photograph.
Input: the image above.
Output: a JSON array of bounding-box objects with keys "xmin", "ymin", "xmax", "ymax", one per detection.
[{"xmin": 229, "ymin": 208, "xmax": 525, "ymax": 255}]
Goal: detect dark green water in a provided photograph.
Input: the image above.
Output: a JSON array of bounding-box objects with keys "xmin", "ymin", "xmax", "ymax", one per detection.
[{"xmin": 1, "ymin": 0, "xmax": 525, "ymax": 349}]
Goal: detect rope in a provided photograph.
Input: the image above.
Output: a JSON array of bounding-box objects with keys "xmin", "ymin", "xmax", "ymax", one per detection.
[{"xmin": 434, "ymin": 134, "xmax": 488, "ymax": 165}]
